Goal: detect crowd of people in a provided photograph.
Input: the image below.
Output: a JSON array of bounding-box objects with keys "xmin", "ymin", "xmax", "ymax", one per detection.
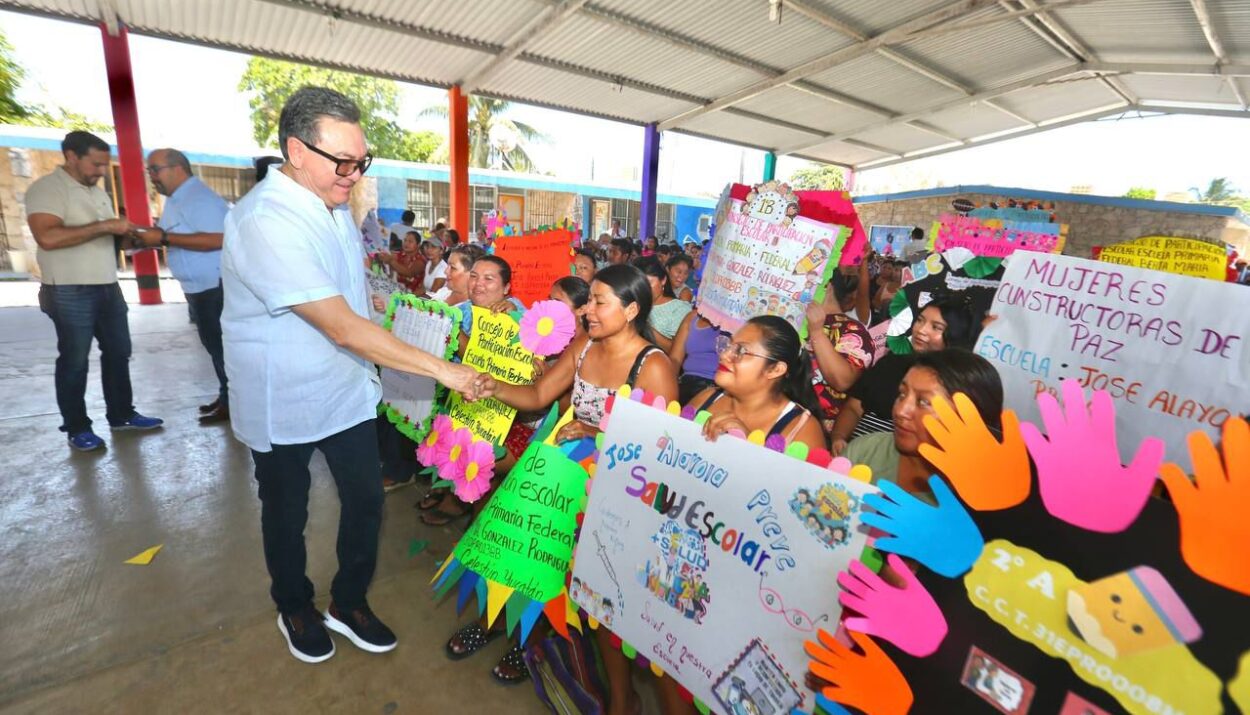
[{"xmin": 32, "ymin": 85, "xmax": 1220, "ymax": 714}]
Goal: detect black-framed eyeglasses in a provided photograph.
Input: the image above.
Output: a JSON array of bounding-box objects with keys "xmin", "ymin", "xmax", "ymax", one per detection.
[
  {"xmin": 715, "ymin": 335, "xmax": 772, "ymax": 362},
  {"xmin": 296, "ymin": 137, "xmax": 372, "ymax": 177},
  {"xmin": 146, "ymin": 164, "xmax": 172, "ymax": 175}
]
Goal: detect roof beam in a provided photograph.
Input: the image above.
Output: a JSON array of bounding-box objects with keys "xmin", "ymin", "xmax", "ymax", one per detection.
[
  {"xmin": 1187, "ymin": 0, "xmax": 1248, "ymax": 110},
  {"xmin": 982, "ymin": 100, "xmax": 1037, "ymax": 126},
  {"xmin": 1137, "ymin": 104, "xmax": 1250, "ymax": 120},
  {"xmin": 776, "ymin": 62, "xmax": 1085, "ymax": 155},
  {"xmin": 657, "ymin": 0, "xmax": 1003, "ymax": 131},
  {"xmin": 1004, "ymin": 0, "xmax": 1138, "ymax": 105},
  {"xmin": 854, "ymin": 102, "xmax": 1130, "ymax": 170},
  {"xmin": 460, "ymin": 0, "xmax": 590, "ymax": 93},
  {"xmin": 1085, "ymin": 61, "xmax": 1250, "ymax": 77}
]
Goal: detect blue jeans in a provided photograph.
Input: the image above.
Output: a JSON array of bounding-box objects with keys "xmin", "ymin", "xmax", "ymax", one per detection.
[
  {"xmin": 185, "ymin": 284, "xmax": 227, "ymax": 403},
  {"xmin": 251, "ymin": 419, "xmax": 383, "ymax": 615},
  {"xmin": 38, "ymin": 283, "xmax": 136, "ymax": 434}
]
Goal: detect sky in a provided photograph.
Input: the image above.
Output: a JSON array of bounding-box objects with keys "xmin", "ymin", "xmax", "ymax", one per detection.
[{"xmin": 3, "ymin": 10, "xmax": 1248, "ymax": 202}]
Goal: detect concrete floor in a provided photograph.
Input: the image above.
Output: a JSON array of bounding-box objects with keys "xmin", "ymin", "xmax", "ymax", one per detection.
[{"xmin": 0, "ymin": 298, "xmax": 557, "ymax": 714}]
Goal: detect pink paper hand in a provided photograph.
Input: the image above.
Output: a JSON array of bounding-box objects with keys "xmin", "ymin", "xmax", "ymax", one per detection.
[
  {"xmin": 837, "ymin": 554, "xmax": 947, "ymax": 658},
  {"xmin": 1020, "ymin": 379, "xmax": 1164, "ymax": 533}
]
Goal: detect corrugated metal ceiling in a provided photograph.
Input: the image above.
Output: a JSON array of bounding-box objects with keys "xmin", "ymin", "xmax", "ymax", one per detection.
[{"xmin": 0, "ymin": 0, "xmax": 1245, "ymax": 169}]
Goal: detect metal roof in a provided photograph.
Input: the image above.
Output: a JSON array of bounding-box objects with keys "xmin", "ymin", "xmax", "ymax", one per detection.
[{"xmin": 4, "ymin": 0, "xmax": 1248, "ymax": 170}]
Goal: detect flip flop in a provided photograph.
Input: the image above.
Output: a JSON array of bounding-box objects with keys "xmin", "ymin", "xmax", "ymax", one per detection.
[
  {"xmin": 445, "ymin": 623, "xmax": 502, "ymax": 661},
  {"xmin": 416, "ymin": 489, "xmax": 444, "ymax": 510}
]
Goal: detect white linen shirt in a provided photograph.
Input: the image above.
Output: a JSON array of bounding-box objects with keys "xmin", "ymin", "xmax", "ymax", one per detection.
[{"xmin": 221, "ymin": 169, "xmax": 380, "ymax": 452}]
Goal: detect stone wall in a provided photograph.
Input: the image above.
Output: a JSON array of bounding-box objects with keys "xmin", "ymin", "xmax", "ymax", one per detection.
[
  {"xmin": 0, "ymin": 148, "xmax": 64, "ymax": 274},
  {"xmin": 854, "ymin": 192, "xmax": 1234, "ymax": 259}
]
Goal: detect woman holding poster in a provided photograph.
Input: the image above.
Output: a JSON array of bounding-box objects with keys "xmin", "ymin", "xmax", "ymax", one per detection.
[
  {"xmin": 690, "ymin": 316, "xmax": 827, "ymax": 452},
  {"xmin": 481, "ymin": 264, "xmax": 678, "ymax": 714}
]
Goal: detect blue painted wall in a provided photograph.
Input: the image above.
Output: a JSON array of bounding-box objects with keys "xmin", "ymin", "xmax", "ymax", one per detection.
[{"xmin": 674, "ymin": 204, "xmax": 712, "ymax": 246}]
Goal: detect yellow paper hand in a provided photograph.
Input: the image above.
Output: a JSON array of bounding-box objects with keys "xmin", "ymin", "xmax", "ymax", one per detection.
[
  {"xmin": 918, "ymin": 393, "xmax": 1030, "ymax": 511},
  {"xmin": 1160, "ymin": 418, "xmax": 1250, "ymax": 596}
]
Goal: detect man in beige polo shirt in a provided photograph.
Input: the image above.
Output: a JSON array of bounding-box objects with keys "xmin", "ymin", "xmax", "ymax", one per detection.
[{"xmin": 26, "ymin": 130, "xmax": 164, "ymax": 451}]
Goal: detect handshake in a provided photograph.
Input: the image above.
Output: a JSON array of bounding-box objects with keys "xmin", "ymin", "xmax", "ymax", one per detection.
[
  {"xmin": 442, "ymin": 364, "xmax": 498, "ymax": 403},
  {"xmin": 105, "ymin": 219, "xmax": 166, "ymax": 249}
]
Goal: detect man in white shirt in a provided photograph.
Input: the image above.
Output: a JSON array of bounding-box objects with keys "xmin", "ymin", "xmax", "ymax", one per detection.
[{"xmin": 221, "ymin": 87, "xmax": 489, "ymax": 664}]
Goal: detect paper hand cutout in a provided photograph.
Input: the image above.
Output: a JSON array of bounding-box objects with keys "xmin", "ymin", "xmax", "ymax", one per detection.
[
  {"xmin": 1160, "ymin": 418, "xmax": 1250, "ymax": 596},
  {"xmin": 838, "ymin": 554, "xmax": 947, "ymax": 657},
  {"xmin": 1020, "ymin": 379, "xmax": 1164, "ymax": 533},
  {"xmin": 918, "ymin": 393, "xmax": 1030, "ymax": 511},
  {"xmin": 788, "ymin": 694, "xmax": 850, "ymax": 715},
  {"xmin": 861, "ymin": 476, "xmax": 984, "ymax": 578},
  {"xmin": 805, "ymin": 629, "xmax": 913, "ymax": 715}
]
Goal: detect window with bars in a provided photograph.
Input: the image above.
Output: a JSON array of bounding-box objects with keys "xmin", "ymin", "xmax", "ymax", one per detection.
[
  {"xmin": 194, "ymin": 165, "xmax": 255, "ymax": 203},
  {"xmin": 656, "ymin": 203, "xmax": 674, "ymax": 242},
  {"xmin": 610, "ymin": 198, "xmax": 641, "ymax": 238},
  {"xmin": 406, "ymin": 180, "xmax": 432, "ymax": 229},
  {"xmin": 431, "ymin": 181, "xmax": 450, "ymax": 229},
  {"xmin": 472, "ymin": 185, "xmax": 495, "ymax": 233}
]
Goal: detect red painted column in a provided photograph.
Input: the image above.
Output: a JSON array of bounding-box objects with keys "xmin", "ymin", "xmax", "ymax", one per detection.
[
  {"xmin": 447, "ymin": 85, "xmax": 470, "ymax": 238},
  {"xmin": 100, "ymin": 24, "xmax": 161, "ymax": 304}
]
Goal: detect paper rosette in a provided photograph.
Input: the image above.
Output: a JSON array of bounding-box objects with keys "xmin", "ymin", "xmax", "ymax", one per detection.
[
  {"xmin": 416, "ymin": 414, "xmax": 454, "ymax": 465},
  {"xmin": 519, "ymin": 300, "xmax": 576, "ymax": 356},
  {"xmin": 437, "ymin": 427, "xmax": 474, "ymax": 480},
  {"xmin": 451, "ymin": 438, "xmax": 495, "ymax": 503}
]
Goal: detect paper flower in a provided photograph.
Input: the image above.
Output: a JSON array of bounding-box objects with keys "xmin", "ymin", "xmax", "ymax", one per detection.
[
  {"xmin": 416, "ymin": 414, "xmax": 454, "ymax": 465},
  {"xmin": 452, "ymin": 439, "xmax": 496, "ymax": 503},
  {"xmin": 437, "ymin": 427, "xmax": 474, "ymax": 480},
  {"xmin": 519, "ymin": 300, "xmax": 576, "ymax": 356}
]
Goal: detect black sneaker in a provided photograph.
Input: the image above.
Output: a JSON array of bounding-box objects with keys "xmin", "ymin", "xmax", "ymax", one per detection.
[
  {"xmin": 324, "ymin": 602, "xmax": 398, "ymax": 653},
  {"xmin": 277, "ymin": 607, "xmax": 335, "ymax": 664}
]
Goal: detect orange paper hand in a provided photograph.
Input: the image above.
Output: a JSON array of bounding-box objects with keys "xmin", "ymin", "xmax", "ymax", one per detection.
[
  {"xmin": 1160, "ymin": 418, "xmax": 1250, "ymax": 596},
  {"xmin": 918, "ymin": 393, "xmax": 1030, "ymax": 511},
  {"xmin": 805, "ymin": 629, "xmax": 913, "ymax": 715}
]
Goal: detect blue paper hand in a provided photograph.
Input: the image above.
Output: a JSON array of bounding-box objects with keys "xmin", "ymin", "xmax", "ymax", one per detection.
[
  {"xmin": 861, "ymin": 475, "xmax": 985, "ymax": 578},
  {"xmin": 790, "ymin": 694, "xmax": 851, "ymax": 715}
]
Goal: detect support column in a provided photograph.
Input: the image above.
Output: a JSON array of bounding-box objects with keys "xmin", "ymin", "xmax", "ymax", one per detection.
[
  {"xmin": 763, "ymin": 151, "xmax": 777, "ymax": 182},
  {"xmin": 845, "ymin": 168, "xmax": 856, "ymax": 193},
  {"xmin": 638, "ymin": 123, "xmax": 660, "ymax": 240},
  {"xmin": 100, "ymin": 24, "xmax": 160, "ymax": 304},
  {"xmin": 448, "ymin": 85, "xmax": 470, "ymax": 237}
]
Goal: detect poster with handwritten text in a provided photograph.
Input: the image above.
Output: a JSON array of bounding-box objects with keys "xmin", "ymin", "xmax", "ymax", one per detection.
[
  {"xmin": 445, "ymin": 307, "xmax": 535, "ymax": 445},
  {"xmin": 699, "ymin": 194, "xmax": 848, "ymax": 334},
  {"xmin": 977, "ymin": 253, "xmax": 1248, "ymax": 470},
  {"xmin": 571, "ymin": 398, "xmax": 876, "ymax": 713}
]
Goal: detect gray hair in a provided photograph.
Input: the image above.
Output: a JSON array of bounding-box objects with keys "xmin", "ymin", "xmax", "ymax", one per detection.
[
  {"xmin": 155, "ymin": 148, "xmax": 193, "ymax": 175},
  {"xmin": 277, "ymin": 86, "xmax": 361, "ymax": 160}
]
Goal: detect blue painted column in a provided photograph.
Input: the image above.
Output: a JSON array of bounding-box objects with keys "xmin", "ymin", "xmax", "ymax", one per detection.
[
  {"xmin": 763, "ymin": 152, "xmax": 777, "ymax": 181},
  {"xmin": 639, "ymin": 123, "xmax": 660, "ymax": 239}
]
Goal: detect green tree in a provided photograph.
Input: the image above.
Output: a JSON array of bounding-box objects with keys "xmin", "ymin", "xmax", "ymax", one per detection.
[
  {"xmin": 420, "ymin": 95, "xmax": 547, "ymax": 172},
  {"xmin": 1190, "ymin": 177, "xmax": 1238, "ymax": 204},
  {"xmin": 0, "ymin": 28, "xmax": 111, "ymax": 132},
  {"xmin": 1123, "ymin": 187, "xmax": 1156, "ymax": 200},
  {"xmin": 788, "ymin": 163, "xmax": 845, "ymax": 191},
  {"xmin": 237, "ymin": 57, "xmax": 440, "ymax": 163}
]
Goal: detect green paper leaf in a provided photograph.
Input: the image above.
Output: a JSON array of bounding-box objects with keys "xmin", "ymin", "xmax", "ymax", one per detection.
[
  {"xmin": 408, "ymin": 539, "xmax": 428, "ymax": 558},
  {"xmin": 963, "ymin": 256, "xmax": 1003, "ymax": 279},
  {"xmin": 431, "ymin": 478, "xmax": 455, "ymax": 490},
  {"xmin": 493, "ymin": 443, "xmax": 509, "ymax": 460}
]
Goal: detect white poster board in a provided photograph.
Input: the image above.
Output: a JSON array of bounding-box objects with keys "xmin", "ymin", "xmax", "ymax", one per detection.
[
  {"xmin": 381, "ymin": 302, "xmax": 454, "ymax": 428},
  {"xmin": 367, "ymin": 272, "xmax": 402, "ymax": 326},
  {"xmin": 571, "ymin": 398, "xmax": 877, "ymax": 713},
  {"xmin": 976, "ymin": 252, "xmax": 1248, "ymax": 470}
]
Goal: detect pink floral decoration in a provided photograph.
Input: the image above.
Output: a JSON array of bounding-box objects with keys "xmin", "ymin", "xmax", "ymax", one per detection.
[
  {"xmin": 416, "ymin": 414, "xmax": 454, "ymax": 465},
  {"xmin": 452, "ymin": 439, "xmax": 496, "ymax": 503},
  {"xmin": 437, "ymin": 427, "xmax": 474, "ymax": 481},
  {"xmin": 519, "ymin": 300, "xmax": 576, "ymax": 356}
]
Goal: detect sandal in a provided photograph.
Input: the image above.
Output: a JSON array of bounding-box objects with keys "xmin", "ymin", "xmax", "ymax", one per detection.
[
  {"xmin": 416, "ymin": 489, "xmax": 444, "ymax": 511},
  {"xmin": 383, "ymin": 475, "xmax": 415, "ymax": 493},
  {"xmin": 445, "ymin": 623, "xmax": 501, "ymax": 660},
  {"xmin": 421, "ymin": 505, "xmax": 470, "ymax": 527},
  {"xmin": 491, "ymin": 643, "xmax": 530, "ymax": 684}
]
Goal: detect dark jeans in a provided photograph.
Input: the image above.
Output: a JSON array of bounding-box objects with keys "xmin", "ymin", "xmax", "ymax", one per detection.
[
  {"xmin": 377, "ymin": 418, "xmax": 419, "ymax": 481},
  {"xmin": 38, "ymin": 283, "xmax": 136, "ymax": 434},
  {"xmin": 251, "ymin": 419, "xmax": 383, "ymax": 615},
  {"xmin": 185, "ymin": 284, "xmax": 227, "ymax": 403}
]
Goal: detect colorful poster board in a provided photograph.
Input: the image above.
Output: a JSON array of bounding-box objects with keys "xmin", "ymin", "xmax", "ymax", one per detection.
[
  {"xmin": 380, "ymin": 296, "xmax": 461, "ymax": 442},
  {"xmin": 976, "ymin": 252, "xmax": 1248, "ymax": 470},
  {"xmin": 868, "ymin": 224, "xmax": 914, "ymax": 258},
  {"xmin": 445, "ymin": 306, "xmax": 535, "ymax": 446},
  {"xmin": 572, "ymin": 396, "xmax": 877, "ymax": 713},
  {"xmin": 930, "ymin": 214, "xmax": 1067, "ymax": 258},
  {"xmin": 1095, "ymin": 236, "xmax": 1227, "ymax": 281},
  {"xmin": 885, "ymin": 249, "xmax": 1005, "ymax": 354},
  {"xmin": 494, "ymin": 228, "xmax": 574, "ymax": 308},
  {"xmin": 699, "ymin": 182, "xmax": 849, "ymax": 335}
]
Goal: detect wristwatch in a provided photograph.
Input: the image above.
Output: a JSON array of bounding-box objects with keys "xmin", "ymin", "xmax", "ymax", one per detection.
[{"xmin": 159, "ymin": 228, "xmax": 169, "ymax": 247}]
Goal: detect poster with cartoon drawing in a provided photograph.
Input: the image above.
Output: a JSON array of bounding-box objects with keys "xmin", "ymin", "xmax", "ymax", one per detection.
[{"xmin": 571, "ymin": 397, "xmax": 877, "ymax": 713}]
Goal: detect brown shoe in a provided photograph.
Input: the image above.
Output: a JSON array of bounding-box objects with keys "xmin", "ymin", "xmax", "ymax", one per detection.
[
  {"xmin": 198, "ymin": 398, "xmax": 220, "ymax": 414},
  {"xmin": 199, "ymin": 404, "xmax": 230, "ymax": 424}
]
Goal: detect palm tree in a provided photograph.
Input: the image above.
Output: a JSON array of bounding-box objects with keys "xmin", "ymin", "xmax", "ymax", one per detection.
[
  {"xmin": 420, "ymin": 96, "xmax": 548, "ymax": 172},
  {"xmin": 1189, "ymin": 178, "xmax": 1238, "ymax": 204}
]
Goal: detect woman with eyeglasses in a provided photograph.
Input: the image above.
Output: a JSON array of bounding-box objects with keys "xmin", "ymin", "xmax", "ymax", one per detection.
[{"xmin": 689, "ymin": 316, "xmax": 826, "ymax": 453}]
